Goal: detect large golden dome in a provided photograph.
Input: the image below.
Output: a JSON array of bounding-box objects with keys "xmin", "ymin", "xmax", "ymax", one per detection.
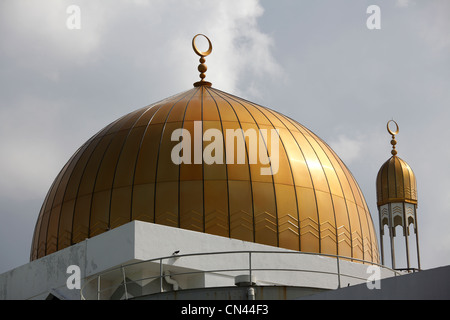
[
  {"xmin": 30, "ymin": 35, "xmax": 379, "ymax": 263},
  {"xmin": 30, "ymin": 85, "xmax": 379, "ymax": 263}
]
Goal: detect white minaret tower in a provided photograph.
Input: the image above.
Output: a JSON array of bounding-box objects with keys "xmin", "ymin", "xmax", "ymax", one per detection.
[{"xmin": 376, "ymin": 120, "xmax": 420, "ymax": 271}]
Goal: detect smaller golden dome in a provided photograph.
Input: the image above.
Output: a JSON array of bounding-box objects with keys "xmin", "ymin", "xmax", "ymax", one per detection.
[
  {"xmin": 376, "ymin": 121, "xmax": 417, "ymax": 206},
  {"xmin": 376, "ymin": 156, "xmax": 417, "ymax": 206}
]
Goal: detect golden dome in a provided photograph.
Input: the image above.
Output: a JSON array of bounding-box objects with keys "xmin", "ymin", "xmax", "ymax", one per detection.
[
  {"xmin": 31, "ymin": 34, "xmax": 379, "ymax": 263},
  {"xmin": 376, "ymin": 121, "xmax": 417, "ymax": 207},
  {"xmin": 30, "ymin": 85, "xmax": 379, "ymax": 263},
  {"xmin": 376, "ymin": 156, "xmax": 418, "ymax": 206}
]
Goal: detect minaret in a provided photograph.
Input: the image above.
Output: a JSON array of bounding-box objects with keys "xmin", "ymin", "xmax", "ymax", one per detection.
[{"xmin": 376, "ymin": 120, "xmax": 420, "ymax": 271}]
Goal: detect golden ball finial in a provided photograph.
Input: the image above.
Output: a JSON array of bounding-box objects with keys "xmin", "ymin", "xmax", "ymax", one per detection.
[
  {"xmin": 192, "ymin": 34, "xmax": 212, "ymax": 87},
  {"xmin": 387, "ymin": 120, "xmax": 399, "ymax": 156}
]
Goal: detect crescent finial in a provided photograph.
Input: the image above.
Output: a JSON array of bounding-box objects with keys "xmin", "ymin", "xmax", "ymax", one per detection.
[
  {"xmin": 192, "ymin": 34, "xmax": 213, "ymax": 87},
  {"xmin": 387, "ymin": 120, "xmax": 399, "ymax": 156}
]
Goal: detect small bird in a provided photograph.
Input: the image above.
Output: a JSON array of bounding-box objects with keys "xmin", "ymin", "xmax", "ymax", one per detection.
[{"xmin": 172, "ymin": 250, "xmax": 180, "ymax": 255}]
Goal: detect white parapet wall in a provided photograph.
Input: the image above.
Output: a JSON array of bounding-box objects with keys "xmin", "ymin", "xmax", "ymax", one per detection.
[
  {"xmin": 0, "ymin": 220, "xmax": 398, "ymax": 300},
  {"xmin": 0, "ymin": 221, "xmax": 137, "ymax": 300}
]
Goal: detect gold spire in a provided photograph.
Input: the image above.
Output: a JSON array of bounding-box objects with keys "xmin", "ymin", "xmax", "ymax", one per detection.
[
  {"xmin": 387, "ymin": 120, "xmax": 399, "ymax": 156},
  {"xmin": 192, "ymin": 34, "xmax": 212, "ymax": 87}
]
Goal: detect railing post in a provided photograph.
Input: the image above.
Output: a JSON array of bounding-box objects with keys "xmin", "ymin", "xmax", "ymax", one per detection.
[
  {"xmin": 97, "ymin": 275, "xmax": 101, "ymax": 300},
  {"xmin": 249, "ymin": 251, "xmax": 252, "ymax": 279},
  {"xmin": 160, "ymin": 258, "xmax": 163, "ymax": 293},
  {"xmin": 121, "ymin": 265, "xmax": 129, "ymax": 300},
  {"xmin": 336, "ymin": 256, "xmax": 341, "ymax": 289}
]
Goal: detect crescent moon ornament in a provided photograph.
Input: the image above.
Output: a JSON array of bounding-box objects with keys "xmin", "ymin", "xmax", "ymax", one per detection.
[
  {"xmin": 387, "ymin": 120, "xmax": 399, "ymax": 156},
  {"xmin": 192, "ymin": 34, "xmax": 213, "ymax": 57},
  {"xmin": 387, "ymin": 120, "xmax": 399, "ymax": 136},
  {"xmin": 192, "ymin": 34, "xmax": 213, "ymax": 87}
]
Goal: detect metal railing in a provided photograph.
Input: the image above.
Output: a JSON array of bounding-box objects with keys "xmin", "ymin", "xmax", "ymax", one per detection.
[{"xmin": 80, "ymin": 250, "xmax": 401, "ymax": 300}]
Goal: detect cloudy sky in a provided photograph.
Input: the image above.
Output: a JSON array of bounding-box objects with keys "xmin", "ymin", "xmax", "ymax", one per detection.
[{"xmin": 1, "ymin": 0, "xmax": 449, "ymax": 274}]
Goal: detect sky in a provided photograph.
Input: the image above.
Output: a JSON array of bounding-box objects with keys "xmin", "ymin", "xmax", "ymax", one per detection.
[{"xmin": 1, "ymin": 0, "xmax": 449, "ymax": 274}]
